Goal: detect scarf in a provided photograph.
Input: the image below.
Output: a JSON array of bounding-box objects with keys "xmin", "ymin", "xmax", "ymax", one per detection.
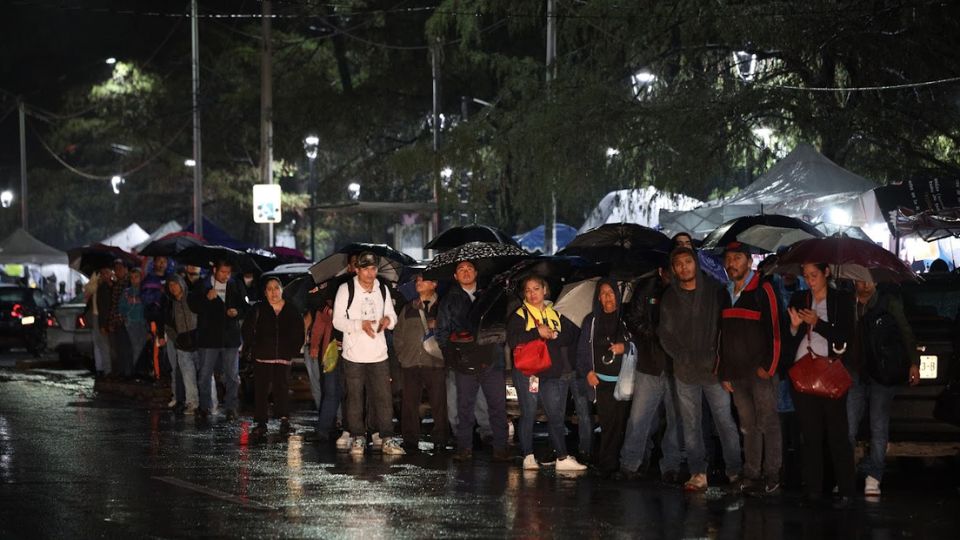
[
  {"xmin": 309, "ymin": 306, "xmax": 334, "ymax": 360},
  {"xmin": 516, "ymin": 300, "xmax": 562, "ymax": 333}
]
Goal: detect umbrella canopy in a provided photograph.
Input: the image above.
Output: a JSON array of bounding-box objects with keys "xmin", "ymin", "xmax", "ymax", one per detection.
[
  {"xmin": 177, "ymin": 245, "xmax": 261, "ymax": 274},
  {"xmin": 309, "ymin": 242, "xmax": 415, "ymax": 284},
  {"xmin": 559, "ymin": 223, "xmax": 669, "ymax": 279},
  {"xmin": 422, "ymin": 241, "xmax": 530, "ymax": 281},
  {"xmin": 736, "ymin": 225, "xmax": 817, "ymax": 253},
  {"xmin": 268, "ymin": 246, "xmax": 311, "ymax": 264},
  {"xmin": 701, "ymin": 214, "xmax": 823, "ymax": 253},
  {"xmin": 553, "ymin": 277, "xmax": 639, "ymax": 327},
  {"xmin": 139, "ymin": 232, "xmax": 207, "ymax": 257},
  {"xmin": 494, "ymin": 255, "xmax": 608, "ymax": 299},
  {"xmin": 767, "ymin": 237, "xmax": 916, "ymax": 283},
  {"xmin": 245, "ymin": 248, "xmax": 281, "ymax": 273},
  {"xmin": 68, "ymin": 243, "xmax": 140, "ymax": 276},
  {"xmin": 424, "ymin": 224, "xmax": 521, "ymax": 252}
]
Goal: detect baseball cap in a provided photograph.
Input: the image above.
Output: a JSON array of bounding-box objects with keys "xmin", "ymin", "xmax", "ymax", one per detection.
[{"xmin": 356, "ymin": 251, "xmax": 380, "ymax": 269}]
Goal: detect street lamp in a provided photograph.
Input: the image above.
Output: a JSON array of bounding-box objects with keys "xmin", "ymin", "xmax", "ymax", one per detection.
[
  {"xmin": 0, "ymin": 190, "xmax": 13, "ymax": 209},
  {"xmin": 110, "ymin": 175, "xmax": 124, "ymax": 195},
  {"xmin": 184, "ymin": 159, "xmax": 196, "ymax": 167},
  {"xmin": 348, "ymin": 182, "xmax": 360, "ymax": 201},
  {"xmin": 105, "ymin": 57, "xmax": 117, "ymax": 65},
  {"xmin": 631, "ymin": 70, "xmax": 656, "ymax": 99},
  {"xmin": 303, "ymin": 134, "xmax": 319, "ymax": 260}
]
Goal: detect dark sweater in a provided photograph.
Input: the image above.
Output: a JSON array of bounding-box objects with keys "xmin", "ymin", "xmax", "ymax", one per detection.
[
  {"xmin": 718, "ymin": 272, "xmax": 783, "ymax": 381},
  {"xmin": 188, "ymin": 277, "xmax": 248, "ymax": 349},
  {"xmin": 625, "ymin": 275, "xmax": 669, "ymax": 376},
  {"xmin": 241, "ymin": 301, "xmax": 305, "ymax": 361},
  {"xmin": 784, "ymin": 287, "xmax": 856, "ymax": 370},
  {"xmin": 506, "ymin": 309, "xmax": 579, "ymax": 379}
]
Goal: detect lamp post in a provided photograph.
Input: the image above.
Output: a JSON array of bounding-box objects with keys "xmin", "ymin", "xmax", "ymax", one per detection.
[
  {"xmin": 303, "ymin": 134, "xmax": 319, "ymax": 260},
  {"xmin": 1, "ymin": 190, "xmax": 13, "ymax": 209}
]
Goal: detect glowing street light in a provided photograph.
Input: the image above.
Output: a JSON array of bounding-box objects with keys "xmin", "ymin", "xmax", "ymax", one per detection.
[
  {"xmin": 105, "ymin": 57, "xmax": 117, "ymax": 65},
  {"xmin": 631, "ymin": 70, "xmax": 657, "ymax": 99},
  {"xmin": 347, "ymin": 182, "xmax": 360, "ymax": 201},
  {"xmin": 184, "ymin": 159, "xmax": 196, "ymax": 167},
  {"xmin": 110, "ymin": 175, "xmax": 125, "ymax": 195},
  {"xmin": 0, "ymin": 190, "xmax": 13, "ymax": 209},
  {"xmin": 303, "ymin": 135, "xmax": 319, "ymax": 160}
]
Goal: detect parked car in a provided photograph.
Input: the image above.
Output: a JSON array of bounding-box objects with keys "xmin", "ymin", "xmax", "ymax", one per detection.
[
  {"xmin": 0, "ymin": 285, "xmax": 55, "ymax": 356},
  {"xmin": 47, "ymin": 300, "xmax": 94, "ymax": 369}
]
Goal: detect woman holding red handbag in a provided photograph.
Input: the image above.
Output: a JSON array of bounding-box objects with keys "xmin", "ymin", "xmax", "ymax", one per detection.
[
  {"xmin": 506, "ymin": 275, "xmax": 586, "ymax": 472},
  {"xmin": 785, "ymin": 262, "xmax": 856, "ymax": 505}
]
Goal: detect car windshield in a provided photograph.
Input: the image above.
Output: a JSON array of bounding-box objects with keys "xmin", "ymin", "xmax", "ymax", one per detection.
[{"xmin": 902, "ymin": 279, "xmax": 960, "ymax": 323}]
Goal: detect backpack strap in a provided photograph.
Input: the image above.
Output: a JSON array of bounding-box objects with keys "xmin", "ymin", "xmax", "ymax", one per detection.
[{"xmin": 345, "ymin": 278, "xmax": 389, "ymax": 319}]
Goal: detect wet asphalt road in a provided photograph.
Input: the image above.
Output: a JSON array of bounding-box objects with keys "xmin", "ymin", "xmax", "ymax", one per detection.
[{"xmin": 1, "ymin": 358, "xmax": 960, "ymax": 539}]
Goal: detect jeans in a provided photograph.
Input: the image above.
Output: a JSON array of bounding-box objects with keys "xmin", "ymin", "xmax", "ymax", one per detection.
[
  {"xmin": 512, "ymin": 370, "xmax": 539, "ymax": 457},
  {"xmin": 540, "ymin": 374, "xmax": 573, "ymax": 458},
  {"xmin": 166, "ymin": 341, "xmax": 182, "ymax": 402},
  {"xmin": 621, "ymin": 372, "xmax": 683, "ymax": 473},
  {"xmin": 343, "ymin": 360, "xmax": 394, "ymax": 437},
  {"xmin": 572, "ymin": 377, "xmax": 593, "ymax": 456},
  {"xmin": 303, "ymin": 350, "xmax": 324, "ymax": 410},
  {"xmin": 447, "ymin": 370, "xmax": 491, "ymax": 439},
  {"xmin": 125, "ymin": 322, "xmax": 147, "ymax": 377},
  {"xmin": 175, "ymin": 348, "xmax": 199, "ymax": 407},
  {"xmin": 91, "ymin": 317, "xmax": 111, "ymax": 374},
  {"xmin": 317, "ymin": 360, "xmax": 343, "ymax": 435},
  {"xmin": 847, "ymin": 372, "xmax": 898, "ymax": 481},
  {"xmin": 730, "ymin": 375, "xmax": 782, "ymax": 481},
  {"xmin": 455, "ymin": 367, "xmax": 508, "ymax": 451},
  {"xmin": 675, "ymin": 379, "xmax": 743, "ymax": 476},
  {"xmin": 661, "ymin": 376, "xmax": 683, "ymax": 474},
  {"xmin": 198, "ymin": 347, "xmax": 240, "ymax": 413}
]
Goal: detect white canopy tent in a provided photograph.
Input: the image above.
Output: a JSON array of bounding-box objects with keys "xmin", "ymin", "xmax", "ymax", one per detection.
[
  {"xmin": 579, "ymin": 186, "xmax": 702, "ymax": 232},
  {"xmin": 659, "ymin": 144, "xmax": 879, "ymax": 237},
  {"xmin": 0, "ymin": 228, "xmax": 68, "ymax": 265},
  {"xmin": 101, "ymin": 223, "xmax": 150, "ymax": 252}
]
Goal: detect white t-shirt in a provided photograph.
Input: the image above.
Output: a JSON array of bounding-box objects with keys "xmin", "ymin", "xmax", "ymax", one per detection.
[
  {"xmin": 332, "ymin": 276, "xmax": 397, "ymax": 363},
  {"xmin": 795, "ymin": 297, "xmax": 829, "ymax": 360}
]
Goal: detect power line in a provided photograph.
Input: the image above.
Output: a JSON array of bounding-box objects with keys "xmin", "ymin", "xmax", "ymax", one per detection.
[{"xmin": 770, "ymin": 75, "xmax": 960, "ymax": 92}]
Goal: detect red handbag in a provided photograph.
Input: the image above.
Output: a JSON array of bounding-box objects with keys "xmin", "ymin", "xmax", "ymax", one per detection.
[
  {"xmin": 788, "ymin": 325, "xmax": 852, "ymax": 400},
  {"xmin": 513, "ymin": 338, "xmax": 552, "ymax": 376}
]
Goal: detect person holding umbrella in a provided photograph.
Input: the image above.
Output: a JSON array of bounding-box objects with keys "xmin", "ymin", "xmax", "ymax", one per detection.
[
  {"xmin": 507, "ymin": 275, "xmax": 586, "ymax": 471},
  {"xmin": 332, "ymin": 252, "xmax": 403, "ymax": 456}
]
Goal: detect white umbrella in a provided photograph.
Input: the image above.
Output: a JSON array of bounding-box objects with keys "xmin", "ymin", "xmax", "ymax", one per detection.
[{"xmin": 737, "ymin": 225, "xmax": 817, "ymax": 253}]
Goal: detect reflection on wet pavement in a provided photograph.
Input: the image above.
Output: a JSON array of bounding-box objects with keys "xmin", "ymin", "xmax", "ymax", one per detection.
[{"xmin": 1, "ymin": 367, "xmax": 959, "ymax": 538}]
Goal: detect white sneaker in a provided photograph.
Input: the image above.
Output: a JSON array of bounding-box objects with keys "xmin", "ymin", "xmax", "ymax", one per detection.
[
  {"xmin": 555, "ymin": 456, "xmax": 587, "ymax": 471},
  {"xmin": 522, "ymin": 454, "xmax": 540, "ymax": 470},
  {"xmin": 336, "ymin": 431, "xmax": 352, "ymax": 451},
  {"xmin": 507, "ymin": 422, "xmax": 516, "ymax": 445},
  {"xmin": 864, "ymin": 475, "xmax": 881, "ymax": 496},
  {"xmin": 382, "ymin": 437, "xmax": 406, "ymax": 456},
  {"xmin": 184, "ymin": 403, "xmax": 198, "ymax": 415},
  {"xmin": 371, "ymin": 432, "xmax": 383, "ymax": 451},
  {"xmin": 167, "ymin": 399, "xmax": 177, "ymax": 408},
  {"xmin": 350, "ymin": 435, "xmax": 366, "ymax": 456}
]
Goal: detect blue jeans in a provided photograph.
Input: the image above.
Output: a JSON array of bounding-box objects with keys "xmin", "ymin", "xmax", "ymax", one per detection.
[
  {"xmin": 572, "ymin": 377, "xmax": 593, "ymax": 455},
  {"xmin": 317, "ymin": 360, "xmax": 343, "ymax": 434},
  {"xmin": 847, "ymin": 372, "xmax": 898, "ymax": 481},
  {"xmin": 621, "ymin": 372, "xmax": 683, "ymax": 473},
  {"xmin": 675, "ymin": 379, "xmax": 743, "ymax": 476},
  {"xmin": 512, "ymin": 370, "xmax": 539, "ymax": 456},
  {"xmin": 303, "ymin": 350, "xmax": 323, "ymax": 410},
  {"xmin": 540, "ymin": 375, "xmax": 574, "ymax": 458},
  {"xmin": 455, "ymin": 367, "xmax": 508, "ymax": 451},
  {"xmin": 198, "ymin": 347, "xmax": 240, "ymax": 413}
]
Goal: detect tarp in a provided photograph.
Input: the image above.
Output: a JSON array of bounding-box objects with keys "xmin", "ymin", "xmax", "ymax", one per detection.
[
  {"xmin": 101, "ymin": 223, "xmax": 150, "ymax": 252},
  {"xmin": 0, "ymin": 228, "xmax": 68, "ymax": 265},
  {"xmin": 579, "ymin": 186, "xmax": 702, "ymax": 232},
  {"xmin": 512, "ymin": 223, "xmax": 578, "ymax": 253},
  {"xmin": 134, "ymin": 220, "xmax": 182, "ymax": 253},
  {"xmin": 184, "ymin": 218, "xmax": 255, "ymax": 251},
  {"xmin": 659, "ymin": 144, "xmax": 878, "ymax": 237},
  {"xmin": 873, "ymin": 177, "xmax": 960, "ymax": 240}
]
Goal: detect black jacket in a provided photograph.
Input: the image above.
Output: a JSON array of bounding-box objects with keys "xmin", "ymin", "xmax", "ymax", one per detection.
[
  {"xmin": 625, "ymin": 275, "xmax": 669, "ymax": 376},
  {"xmin": 436, "ymin": 285, "xmax": 475, "ymax": 349},
  {"xmin": 241, "ymin": 301, "xmax": 305, "ymax": 361},
  {"xmin": 188, "ymin": 277, "xmax": 248, "ymax": 349},
  {"xmin": 718, "ymin": 272, "xmax": 783, "ymax": 381},
  {"xmin": 506, "ymin": 307, "xmax": 579, "ymax": 379},
  {"xmin": 784, "ymin": 287, "xmax": 856, "ymax": 369}
]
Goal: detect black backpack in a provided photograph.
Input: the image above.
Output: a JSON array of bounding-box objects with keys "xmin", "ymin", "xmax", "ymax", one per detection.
[{"xmin": 862, "ymin": 294, "xmax": 911, "ymax": 386}]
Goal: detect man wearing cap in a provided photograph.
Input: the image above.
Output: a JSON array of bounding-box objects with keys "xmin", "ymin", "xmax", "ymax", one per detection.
[
  {"xmin": 718, "ymin": 241, "xmax": 783, "ymax": 495},
  {"xmin": 332, "ymin": 251, "xmax": 403, "ymax": 455}
]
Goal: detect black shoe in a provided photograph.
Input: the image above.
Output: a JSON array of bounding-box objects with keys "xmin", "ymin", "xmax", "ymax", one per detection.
[
  {"xmin": 196, "ymin": 408, "xmax": 210, "ymax": 419},
  {"xmin": 224, "ymin": 410, "xmax": 238, "ymax": 423},
  {"xmin": 661, "ymin": 470, "xmax": 682, "ymax": 485},
  {"xmin": 491, "ymin": 448, "xmax": 512, "ymax": 462},
  {"xmin": 279, "ymin": 419, "xmax": 294, "ymax": 435},
  {"xmin": 620, "ymin": 466, "xmax": 642, "ymax": 481},
  {"xmin": 764, "ymin": 480, "xmax": 781, "ymax": 495},
  {"xmin": 740, "ymin": 477, "xmax": 762, "ymax": 495},
  {"xmin": 833, "ymin": 495, "xmax": 854, "ymax": 510},
  {"xmin": 173, "ymin": 403, "xmax": 186, "ymax": 416},
  {"xmin": 251, "ymin": 423, "xmax": 268, "ymax": 440}
]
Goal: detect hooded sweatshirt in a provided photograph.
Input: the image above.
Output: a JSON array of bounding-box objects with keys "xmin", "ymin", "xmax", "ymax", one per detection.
[
  {"xmin": 576, "ymin": 279, "xmax": 631, "ymax": 381},
  {"xmin": 659, "ymin": 256, "xmax": 724, "ymax": 386},
  {"xmin": 163, "ymin": 274, "xmax": 197, "ymax": 346}
]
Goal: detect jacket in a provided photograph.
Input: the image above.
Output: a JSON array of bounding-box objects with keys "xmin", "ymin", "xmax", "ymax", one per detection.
[
  {"xmin": 436, "ymin": 285, "xmax": 475, "ymax": 349},
  {"xmin": 624, "ymin": 275, "xmax": 669, "ymax": 376},
  {"xmin": 394, "ymin": 296, "xmax": 445, "ymax": 369},
  {"xmin": 718, "ymin": 272, "xmax": 782, "ymax": 381},
  {"xmin": 576, "ymin": 279, "xmax": 631, "ymax": 380},
  {"xmin": 506, "ymin": 306, "xmax": 579, "ymax": 379},
  {"xmin": 187, "ymin": 276, "xmax": 248, "ymax": 349},
  {"xmin": 784, "ymin": 287, "xmax": 856, "ymax": 370},
  {"xmin": 659, "ymin": 268, "xmax": 724, "ymax": 386},
  {"xmin": 241, "ymin": 301, "xmax": 305, "ymax": 361}
]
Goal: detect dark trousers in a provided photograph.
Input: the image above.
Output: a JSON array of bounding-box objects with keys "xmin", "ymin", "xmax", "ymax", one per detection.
[
  {"xmin": 596, "ymin": 381, "xmax": 631, "ymax": 473},
  {"xmin": 793, "ymin": 391, "xmax": 855, "ymax": 497},
  {"xmin": 107, "ymin": 328, "xmax": 132, "ymax": 377},
  {"xmin": 455, "ymin": 367, "xmax": 508, "ymax": 451},
  {"xmin": 254, "ymin": 361, "xmax": 291, "ymax": 424},
  {"xmin": 401, "ymin": 366, "xmax": 449, "ymax": 445},
  {"xmin": 731, "ymin": 375, "xmax": 783, "ymax": 481},
  {"xmin": 344, "ymin": 360, "xmax": 395, "ymax": 437}
]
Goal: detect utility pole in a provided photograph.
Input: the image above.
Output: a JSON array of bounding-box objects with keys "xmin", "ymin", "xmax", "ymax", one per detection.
[
  {"xmin": 544, "ymin": 0, "xmax": 557, "ymax": 254},
  {"xmin": 260, "ymin": 0, "xmax": 275, "ymax": 246},
  {"xmin": 430, "ymin": 41, "xmax": 441, "ymax": 247},
  {"xmin": 190, "ymin": 0, "xmax": 203, "ymax": 237},
  {"xmin": 18, "ymin": 100, "xmax": 27, "ymax": 231}
]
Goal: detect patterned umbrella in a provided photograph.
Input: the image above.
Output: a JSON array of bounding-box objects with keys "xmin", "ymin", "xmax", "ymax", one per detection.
[
  {"xmin": 422, "ymin": 241, "xmax": 530, "ymax": 281},
  {"xmin": 424, "ymin": 224, "xmax": 520, "ymax": 252}
]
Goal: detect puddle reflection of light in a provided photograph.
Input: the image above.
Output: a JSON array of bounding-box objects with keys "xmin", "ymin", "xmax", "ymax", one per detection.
[
  {"xmin": 286, "ymin": 435, "xmax": 304, "ymax": 516},
  {"xmin": 0, "ymin": 416, "xmax": 11, "ymax": 482},
  {"xmin": 237, "ymin": 422, "xmax": 250, "ymax": 501}
]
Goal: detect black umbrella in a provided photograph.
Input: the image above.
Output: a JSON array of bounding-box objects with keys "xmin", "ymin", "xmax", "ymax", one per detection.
[
  {"xmin": 424, "ymin": 224, "xmax": 521, "ymax": 252},
  {"xmin": 700, "ymin": 214, "xmax": 823, "ymax": 253},
  {"xmin": 68, "ymin": 243, "xmax": 141, "ymax": 276},
  {"xmin": 309, "ymin": 243, "xmax": 413, "ymax": 285},
  {"xmin": 138, "ymin": 232, "xmax": 207, "ymax": 257},
  {"xmin": 422, "ymin": 241, "xmax": 531, "ymax": 281},
  {"xmin": 494, "ymin": 255, "xmax": 608, "ymax": 299},
  {"xmin": 558, "ymin": 224, "xmax": 669, "ymax": 279},
  {"xmin": 177, "ymin": 245, "xmax": 261, "ymax": 274},
  {"xmin": 245, "ymin": 248, "xmax": 281, "ymax": 273}
]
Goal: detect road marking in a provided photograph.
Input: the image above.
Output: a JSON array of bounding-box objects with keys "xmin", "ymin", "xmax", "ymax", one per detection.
[{"xmin": 152, "ymin": 476, "xmax": 276, "ymax": 511}]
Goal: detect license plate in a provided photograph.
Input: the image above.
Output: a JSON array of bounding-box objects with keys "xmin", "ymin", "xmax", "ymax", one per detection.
[
  {"xmin": 20, "ymin": 315, "xmax": 35, "ymax": 326},
  {"xmin": 919, "ymin": 355, "xmax": 938, "ymax": 379}
]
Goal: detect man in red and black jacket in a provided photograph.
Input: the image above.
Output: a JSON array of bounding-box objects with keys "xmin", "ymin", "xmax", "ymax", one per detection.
[{"xmin": 718, "ymin": 242, "xmax": 783, "ymax": 495}]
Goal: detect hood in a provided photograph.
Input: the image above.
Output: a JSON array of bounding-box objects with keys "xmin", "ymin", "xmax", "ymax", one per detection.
[
  {"xmin": 592, "ymin": 277, "xmax": 623, "ymax": 318},
  {"xmin": 167, "ymin": 274, "xmax": 188, "ymax": 299},
  {"xmin": 669, "ymin": 246, "xmax": 705, "ymax": 292}
]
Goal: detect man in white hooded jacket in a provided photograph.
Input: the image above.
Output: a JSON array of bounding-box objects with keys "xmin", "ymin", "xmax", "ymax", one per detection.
[{"xmin": 332, "ymin": 252, "xmax": 402, "ymax": 455}]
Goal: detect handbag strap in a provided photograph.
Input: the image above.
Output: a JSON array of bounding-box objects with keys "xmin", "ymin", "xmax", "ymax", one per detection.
[{"xmin": 417, "ymin": 306, "xmax": 430, "ymax": 334}]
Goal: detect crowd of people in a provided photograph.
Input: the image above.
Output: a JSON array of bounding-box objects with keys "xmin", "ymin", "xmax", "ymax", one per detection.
[{"xmin": 83, "ymin": 234, "xmax": 928, "ymax": 504}]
